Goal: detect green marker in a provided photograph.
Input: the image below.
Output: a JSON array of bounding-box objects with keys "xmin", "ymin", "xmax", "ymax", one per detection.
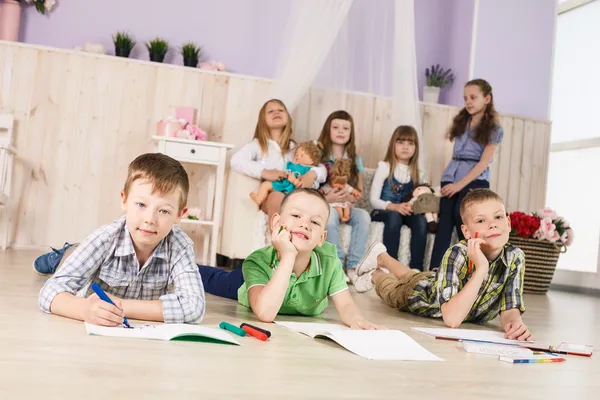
[
  {"xmin": 219, "ymin": 321, "xmax": 246, "ymax": 337},
  {"xmin": 279, "ymin": 225, "xmax": 284, "ymax": 233}
]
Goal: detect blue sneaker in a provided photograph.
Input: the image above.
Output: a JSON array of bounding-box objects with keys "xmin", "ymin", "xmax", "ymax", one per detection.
[{"xmin": 33, "ymin": 242, "xmax": 76, "ymax": 275}]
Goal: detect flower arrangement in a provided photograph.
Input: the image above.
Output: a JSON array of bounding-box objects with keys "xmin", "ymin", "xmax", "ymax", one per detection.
[
  {"xmin": 509, "ymin": 208, "xmax": 574, "ymax": 249},
  {"xmin": 21, "ymin": 0, "xmax": 56, "ymax": 15},
  {"xmin": 425, "ymin": 64, "xmax": 455, "ymax": 88}
]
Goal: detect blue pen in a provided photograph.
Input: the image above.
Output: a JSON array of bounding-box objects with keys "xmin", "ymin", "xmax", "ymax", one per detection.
[{"xmin": 91, "ymin": 283, "xmax": 131, "ymax": 328}]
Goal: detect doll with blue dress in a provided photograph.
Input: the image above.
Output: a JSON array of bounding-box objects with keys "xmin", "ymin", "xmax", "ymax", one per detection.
[{"xmin": 250, "ymin": 141, "xmax": 323, "ymax": 206}]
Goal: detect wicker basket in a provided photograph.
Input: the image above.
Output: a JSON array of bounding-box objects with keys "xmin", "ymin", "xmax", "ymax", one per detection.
[{"xmin": 509, "ymin": 234, "xmax": 565, "ymax": 294}]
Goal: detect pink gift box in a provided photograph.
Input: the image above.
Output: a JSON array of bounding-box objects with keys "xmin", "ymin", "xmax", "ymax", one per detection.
[
  {"xmin": 175, "ymin": 107, "xmax": 197, "ymax": 124},
  {"xmin": 156, "ymin": 120, "xmax": 184, "ymax": 137}
]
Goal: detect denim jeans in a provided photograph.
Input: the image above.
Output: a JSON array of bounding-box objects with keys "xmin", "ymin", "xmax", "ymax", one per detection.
[
  {"xmin": 430, "ymin": 179, "xmax": 490, "ymax": 269},
  {"xmin": 370, "ymin": 210, "xmax": 428, "ymax": 270},
  {"xmin": 325, "ymin": 206, "xmax": 371, "ymax": 270},
  {"xmin": 198, "ymin": 265, "xmax": 243, "ymax": 300}
]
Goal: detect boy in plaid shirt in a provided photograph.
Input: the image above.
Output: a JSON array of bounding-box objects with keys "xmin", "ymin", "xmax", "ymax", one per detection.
[
  {"xmin": 37, "ymin": 153, "xmax": 205, "ymax": 325},
  {"xmin": 354, "ymin": 189, "xmax": 532, "ymax": 341}
]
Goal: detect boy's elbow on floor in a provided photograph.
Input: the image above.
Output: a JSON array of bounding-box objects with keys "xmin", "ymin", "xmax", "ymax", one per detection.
[
  {"xmin": 184, "ymin": 302, "xmax": 206, "ymax": 324},
  {"xmin": 253, "ymin": 308, "xmax": 275, "ymax": 323},
  {"xmin": 441, "ymin": 311, "xmax": 462, "ymax": 328}
]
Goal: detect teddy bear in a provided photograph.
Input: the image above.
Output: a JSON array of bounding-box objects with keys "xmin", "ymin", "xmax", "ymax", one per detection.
[{"xmin": 404, "ymin": 184, "xmax": 440, "ymax": 234}]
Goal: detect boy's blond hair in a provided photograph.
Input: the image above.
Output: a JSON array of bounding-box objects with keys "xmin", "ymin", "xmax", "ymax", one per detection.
[
  {"xmin": 123, "ymin": 153, "xmax": 190, "ymax": 211},
  {"xmin": 280, "ymin": 188, "xmax": 330, "ymax": 219},
  {"xmin": 460, "ymin": 188, "xmax": 504, "ymax": 220}
]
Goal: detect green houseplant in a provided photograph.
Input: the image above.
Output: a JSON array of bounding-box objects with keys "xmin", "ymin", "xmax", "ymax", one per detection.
[
  {"xmin": 112, "ymin": 32, "xmax": 136, "ymax": 58},
  {"xmin": 146, "ymin": 38, "xmax": 169, "ymax": 63},
  {"xmin": 181, "ymin": 42, "xmax": 202, "ymax": 67}
]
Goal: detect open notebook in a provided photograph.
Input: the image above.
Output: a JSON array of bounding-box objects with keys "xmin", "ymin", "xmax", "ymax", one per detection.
[
  {"xmin": 85, "ymin": 323, "xmax": 240, "ymax": 345},
  {"xmin": 412, "ymin": 327, "xmax": 534, "ymax": 345},
  {"xmin": 275, "ymin": 321, "xmax": 442, "ymax": 361}
]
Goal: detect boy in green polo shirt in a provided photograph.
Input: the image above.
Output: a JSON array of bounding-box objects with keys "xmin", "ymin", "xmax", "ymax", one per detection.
[
  {"xmin": 199, "ymin": 188, "xmax": 377, "ymax": 329},
  {"xmin": 353, "ymin": 189, "xmax": 532, "ymax": 341}
]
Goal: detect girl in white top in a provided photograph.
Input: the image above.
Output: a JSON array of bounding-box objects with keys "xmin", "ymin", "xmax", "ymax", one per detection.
[
  {"xmin": 230, "ymin": 99, "xmax": 327, "ymax": 221},
  {"xmin": 369, "ymin": 126, "xmax": 429, "ymax": 270}
]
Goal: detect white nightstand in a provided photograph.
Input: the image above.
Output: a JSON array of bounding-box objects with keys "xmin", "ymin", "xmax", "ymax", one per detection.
[{"xmin": 153, "ymin": 136, "xmax": 233, "ymax": 266}]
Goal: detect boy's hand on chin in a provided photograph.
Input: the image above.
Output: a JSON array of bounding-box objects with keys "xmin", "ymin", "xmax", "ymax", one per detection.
[{"xmin": 271, "ymin": 225, "xmax": 298, "ymax": 259}]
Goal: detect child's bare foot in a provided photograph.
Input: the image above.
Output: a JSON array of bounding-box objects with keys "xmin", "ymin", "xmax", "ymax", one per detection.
[{"xmin": 249, "ymin": 192, "xmax": 261, "ymax": 206}]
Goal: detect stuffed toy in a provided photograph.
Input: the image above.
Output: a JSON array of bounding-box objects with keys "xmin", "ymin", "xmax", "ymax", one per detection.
[
  {"xmin": 250, "ymin": 141, "xmax": 323, "ymax": 206},
  {"xmin": 320, "ymin": 159, "xmax": 362, "ymax": 223},
  {"xmin": 198, "ymin": 61, "xmax": 227, "ymax": 72},
  {"xmin": 405, "ymin": 184, "xmax": 440, "ymax": 233}
]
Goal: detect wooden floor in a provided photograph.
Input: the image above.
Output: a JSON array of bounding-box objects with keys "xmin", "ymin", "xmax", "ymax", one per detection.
[{"xmin": 1, "ymin": 249, "xmax": 599, "ymax": 399}]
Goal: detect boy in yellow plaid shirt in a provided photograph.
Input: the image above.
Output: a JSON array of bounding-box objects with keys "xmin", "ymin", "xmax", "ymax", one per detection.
[{"xmin": 354, "ymin": 189, "xmax": 532, "ymax": 341}]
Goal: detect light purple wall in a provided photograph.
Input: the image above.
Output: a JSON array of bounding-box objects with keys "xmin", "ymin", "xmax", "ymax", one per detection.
[
  {"xmin": 18, "ymin": 0, "xmax": 556, "ymax": 117},
  {"xmin": 414, "ymin": 0, "xmax": 453, "ymax": 102},
  {"xmin": 20, "ymin": 0, "xmax": 464, "ymax": 104},
  {"xmin": 473, "ymin": 0, "xmax": 557, "ymax": 120},
  {"xmin": 20, "ymin": 0, "xmax": 291, "ymax": 78},
  {"xmin": 444, "ymin": 0, "xmax": 475, "ymax": 106}
]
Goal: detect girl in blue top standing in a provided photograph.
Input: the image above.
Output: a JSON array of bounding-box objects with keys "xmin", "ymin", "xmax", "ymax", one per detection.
[{"xmin": 430, "ymin": 79, "xmax": 504, "ymax": 269}]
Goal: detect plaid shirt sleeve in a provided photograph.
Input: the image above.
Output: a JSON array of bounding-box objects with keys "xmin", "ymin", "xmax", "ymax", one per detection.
[
  {"xmin": 434, "ymin": 245, "xmax": 467, "ymax": 305},
  {"xmin": 38, "ymin": 229, "xmax": 111, "ymax": 313},
  {"xmin": 160, "ymin": 245, "xmax": 206, "ymax": 324},
  {"xmin": 500, "ymin": 248, "xmax": 526, "ymax": 313}
]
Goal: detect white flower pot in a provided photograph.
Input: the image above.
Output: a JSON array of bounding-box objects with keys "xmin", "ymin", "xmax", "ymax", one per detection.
[{"xmin": 423, "ymin": 86, "xmax": 441, "ymax": 104}]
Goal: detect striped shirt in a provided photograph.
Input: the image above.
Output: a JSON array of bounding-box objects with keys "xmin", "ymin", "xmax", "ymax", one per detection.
[
  {"xmin": 408, "ymin": 241, "xmax": 525, "ymax": 322},
  {"xmin": 38, "ymin": 216, "xmax": 205, "ymax": 324}
]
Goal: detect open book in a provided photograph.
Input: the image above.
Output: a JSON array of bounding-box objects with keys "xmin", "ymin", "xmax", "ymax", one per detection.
[
  {"xmin": 85, "ymin": 323, "xmax": 240, "ymax": 345},
  {"xmin": 275, "ymin": 321, "xmax": 442, "ymax": 361},
  {"xmin": 412, "ymin": 327, "xmax": 534, "ymax": 345}
]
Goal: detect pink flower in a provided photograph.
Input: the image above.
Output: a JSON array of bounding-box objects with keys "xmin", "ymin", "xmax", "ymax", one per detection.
[
  {"xmin": 537, "ymin": 207, "xmax": 557, "ymax": 220},
  {"xmin": 534, "ymin": 217, "xmax": 559, "ymax": 242},
  {"xmin": 563, "ymin": 228, "xmax": 574, "ymax": 246}
]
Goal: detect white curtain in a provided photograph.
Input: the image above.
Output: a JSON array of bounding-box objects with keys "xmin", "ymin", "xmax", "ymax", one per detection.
[
  {"xmin": 269, "ymin": 0, "xmax": 354, "ymax": 110},
  {"xmin": 393, "ymin": 0, "xmax": 425, "ymax": 173}
]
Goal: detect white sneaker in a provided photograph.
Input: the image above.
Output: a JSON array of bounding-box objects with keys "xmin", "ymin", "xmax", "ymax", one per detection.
[
  {"xmin": 356, "ymin": 241, "xmax": 387, "ymax": 276},
  {"xmin": 353, "ymin": 270, "xmax": 375, "ymax": 293},
  {"xmin": 344, "ymin": 271, "xmax": 351, "ymax": 283},
  {"xmin": 347, "ymin": 269, "xmax": 358, "ymax": 285}
]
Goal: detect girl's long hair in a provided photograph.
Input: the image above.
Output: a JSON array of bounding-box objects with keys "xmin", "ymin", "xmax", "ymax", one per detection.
[
  {"xmin": 253, "ymin": 99, "xmax": 293, "ymax": 156},
  {"xmin": 317, "ymin": 110, "xmax": 358, "ymax": 187},
  {"xmin": 448, "ymin": 79, "xmax": 499, "ymax": 145},
  {"xmin": 384, "ymin": 125, "xmax": 420, "ymax": 185}
]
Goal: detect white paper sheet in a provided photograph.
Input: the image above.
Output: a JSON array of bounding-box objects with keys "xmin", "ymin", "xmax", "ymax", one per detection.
[
  {"xmin": 275, "ymin": 321, "xmax": 442, "ymax": 361},
  {"xmin": 85, "ymin": 323, "xmax": 240, "ymax": 345},
  {"xmin": 411, "ymin": 327, "xmax": 534, "ymax": 345}
]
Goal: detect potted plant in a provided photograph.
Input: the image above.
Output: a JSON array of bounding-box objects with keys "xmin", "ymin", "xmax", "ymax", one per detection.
[
  {"xmin": 509, "ymin": 208, "xmax": 574, "ymax": 294},
  {"xmin": 181, "ymin": 42, "xmax": 202, "ymax": 68},
  {"xmin": 111, "ymin": 31, "xmax": 136, "ymax": 58},
  {"xmin": 146, "ymin": 38, "xmax": 169, "ymax": 63},
  {"xmin": 423, "ymin": 64, "xmax": 455, "ymax": 104}
]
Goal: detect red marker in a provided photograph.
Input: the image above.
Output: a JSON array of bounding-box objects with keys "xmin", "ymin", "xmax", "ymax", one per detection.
[
  {"xmin": 468, "ymin": 232, "xmax": 478, "ymax": 274},
  {"xmin": 242, "ymin": 325, "xmax": 268, "ymax": 341}
]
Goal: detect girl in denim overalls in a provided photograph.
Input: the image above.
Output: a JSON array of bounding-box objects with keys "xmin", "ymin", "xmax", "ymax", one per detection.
[
  {"xmin": 430, "ymin": 79, "xmax": 504, "ymax": 269},
  {"xmin": 369, "ymin": 126, "xmax": 427, "ymax": 270}
]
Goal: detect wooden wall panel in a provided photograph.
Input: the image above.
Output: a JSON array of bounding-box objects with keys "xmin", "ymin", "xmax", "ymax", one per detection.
[{"xmin": 0, "ymin": 42, "xmax": 552, "ymax": 248}]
